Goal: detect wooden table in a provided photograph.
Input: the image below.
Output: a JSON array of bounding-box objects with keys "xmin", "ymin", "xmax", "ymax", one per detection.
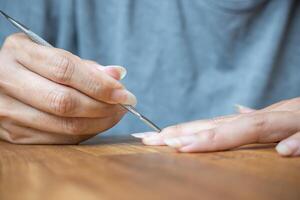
[{"xmin": 0, "ymin": 136, "xmax": 300, "ymax": 200}]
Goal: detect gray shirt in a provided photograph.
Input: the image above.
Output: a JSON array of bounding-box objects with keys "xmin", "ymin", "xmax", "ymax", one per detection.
[{"xmin": 0, "ymin": 0, "xmax": 299, "ymax": 136}]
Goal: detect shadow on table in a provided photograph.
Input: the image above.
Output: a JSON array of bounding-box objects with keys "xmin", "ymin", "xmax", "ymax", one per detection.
[
  {"xmin": 234, "ymin": 143, "xmax": 276, "ymax": 151},
  {"xmin": 81, "ymin": 135, "xmax": 139, "ymax": 145}
]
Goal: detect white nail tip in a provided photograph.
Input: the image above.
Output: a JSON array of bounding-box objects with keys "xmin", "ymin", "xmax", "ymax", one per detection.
[
  {"xmin": 131, "ymin": 132, "xmax": 157, "ymax": 139},
  {"xmin": 106, "ymin": 65, "xmax": 127, "ymax": 79},
  {"xmin": 120, "ymin": 69, "xmax": 127, "ymax": 80},
  {"xmin": 234, "ymin": 104, "xmax": 254, "ymax": 113},
  {"xmin": 131, "ymin": 133, "xmax": 147, "ymax": 138}
]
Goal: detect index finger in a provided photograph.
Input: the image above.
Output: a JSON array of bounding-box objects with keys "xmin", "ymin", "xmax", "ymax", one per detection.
[
  {"xmin": 167, "ymin": 111, "xmax": 300, "ymax": 152},
  {"xmin": 140, "ymin": 114, "xmax": 239, "ymax": 146},
  {"xmin": 6, "ymin": 33, "xmax": 136, "ymax": 105}
]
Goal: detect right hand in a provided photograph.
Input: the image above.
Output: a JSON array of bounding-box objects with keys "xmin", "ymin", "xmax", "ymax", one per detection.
[{"xmin": 0, "ymin": 33, "xmax": 136, "ymax": 144}]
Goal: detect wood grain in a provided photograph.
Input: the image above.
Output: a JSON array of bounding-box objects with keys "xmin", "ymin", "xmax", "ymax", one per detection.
[{"xmin": 0, "ymin": 136, "xmax": 300, "ymax": 200}]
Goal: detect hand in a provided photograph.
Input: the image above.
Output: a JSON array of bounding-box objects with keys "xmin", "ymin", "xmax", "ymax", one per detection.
[
  {"xmin": 0, "ymin": 33, "xmax": 136, "ymax": 144},
  {"xmin": 132, "ymin": 98, "xmax": 300, "ymax": 157}
]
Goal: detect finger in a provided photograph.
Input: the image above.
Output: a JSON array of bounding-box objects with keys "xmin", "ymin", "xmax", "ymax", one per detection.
[
  {"xmin": 0, "ymin": 93, "xmax": 126, "ymax": 135},
  {"xmin": 138, "ymin": 114, "xmax": 239, "ymax": 146},
  {"xmin": 163, "ymin": 111, "xmax": 300, "ymax": 152},
  {"xmin": 1, "ymin": 61, "xmax": 125, "ymax": 117},
  {"xmin": 0, "ymin": 120, "xmax": 94, "ymax": 144},
  {"xmin": 84, "ymin": 60, "xmax": 127, "ymax": 80},
  {"xmin": 276, "ymin": 131, "xmax": 300, "ymax": 157},
  {"xmin": 4, "ymin": 33, "xmax": 136, "ymax": 105}
]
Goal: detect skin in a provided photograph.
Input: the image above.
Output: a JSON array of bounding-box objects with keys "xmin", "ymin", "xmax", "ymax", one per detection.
[
  {"xmin": 134, "ymin": 98, "xmax": 300, "ymax": 157},
  {"xmin": 0, "ymin": 33, "xmax": 137, "ymax": 144}
]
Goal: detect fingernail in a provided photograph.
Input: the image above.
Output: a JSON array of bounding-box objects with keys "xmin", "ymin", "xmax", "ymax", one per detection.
[
  {"xmin": 124, "ymin": 90, "xmax": 137, "ymax": 105},
  {"xmin": 276, "ymin": 141, "xmax": 296, "ymax": 156},
  {"xmin": 119, "ymin": 67, "xmax": 127, "ymax": 79},
  {"xmin": 112, "ymin": 89, "xmax": 137, "ymax": 105},
  {"xmin": 143, "ymin": 134, "xmax": 163, "ymax": 145},
  {"xmin": 131, "ymin": 132, "xmax": 157, "ymax": 139},
  {"xmin": 98, "ymin": 65, "xmax": 127, "ymax": 80},
  {"xmin": 107, "ymin": 65, "xmax": 127, "ymax": 80},
  {"xmin": 234, "ymin": 104, "xmax": 254, "ymax": 113},
  {"xmin": 164, "ymin": 135, "xmax": 195, "ymax": 148}
]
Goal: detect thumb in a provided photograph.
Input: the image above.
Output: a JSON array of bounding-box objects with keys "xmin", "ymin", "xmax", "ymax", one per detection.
[{"xmin": 276, "ymin": 131, "xmax": 300, "ymax": 157}]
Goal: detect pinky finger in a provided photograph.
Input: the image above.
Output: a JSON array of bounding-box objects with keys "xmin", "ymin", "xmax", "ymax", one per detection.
[{"xmin": 276, "ymin": 131, "xmax": 300, "ymax": 157}]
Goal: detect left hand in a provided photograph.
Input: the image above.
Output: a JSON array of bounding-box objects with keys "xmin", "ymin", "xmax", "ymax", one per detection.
[{"xmin": 132, "ymin": 97, "xmax": 300, "ymax": 157}]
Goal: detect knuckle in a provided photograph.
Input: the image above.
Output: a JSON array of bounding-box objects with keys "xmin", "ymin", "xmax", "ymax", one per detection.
[
  {"xmin": 62, "ymin": 118, "xmax": 86, "ymax": 135},
  {"xmin": 0, "ymin": 93, "xmax": 13, "ymax": 118},
  {"xmin": 46, "ymin": 90, "xmax": 76, "ymax": 116},
  {"xmin": 86, "ymin": 76, "xmax": 102, "ymax": 97},
  {"xmin": 250, "ymin": 115, "xmax": 268, "ymax": 132},
  {"xmin": 2, "ymin": 34, "xmax": 18, "ymax": 49},
  {"xmin": 0, "ymin": 122, "xmax": 21, "ymax": 144},
  {"xmin": 202, "ymin": 129, "xmax": 217, "ymax": 143},
  {"xmin": 6, "ymin": 132, "xmax": 20, "ymax": 144},
  {"xmin": 246, "ymin": 114, "xmax": 269, "ymax": 142},
  {"xmin": 2, "ymin": 33, "xmax": 25, "ymax": 50},
  {"xmin": 6, "ymin": 131, "xmax": 30, "ymax": 144},
  {"xmin": 50, "ymin": 52, "xmax": 75, "ymax": 83}
]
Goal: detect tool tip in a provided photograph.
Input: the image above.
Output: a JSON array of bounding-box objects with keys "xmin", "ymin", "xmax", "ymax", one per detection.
[
  {"xmin": 0, "ymin": 10, "xmax": 29, "ymax": 31},
  {"xmin": 0, "ymin": 10, "xmax": 9, "ymax": 19}
]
